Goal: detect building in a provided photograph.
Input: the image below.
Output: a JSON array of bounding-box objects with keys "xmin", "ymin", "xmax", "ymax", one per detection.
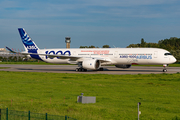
[
  {"xmin": 0, "ymin": 48, "xmax": 25, "ymax": 61},
  {"xmin": 0, "ymin": 48, "xmax": 9, "ymax": 55}
]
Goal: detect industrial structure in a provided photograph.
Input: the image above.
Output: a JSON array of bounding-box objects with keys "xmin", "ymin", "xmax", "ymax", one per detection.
[
  {"xmin": 0, "ymin": 48, "xmax": 25, "ymax": 61},
  {"xmin": 0, "ymin": 48, "xmax": 8, "ymax": 54},
  {"xmin": 65, "ymin": 37, "xmax": 71, "ymax": 48}
]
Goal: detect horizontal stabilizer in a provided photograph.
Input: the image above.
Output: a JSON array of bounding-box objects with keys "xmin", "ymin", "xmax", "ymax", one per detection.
[{"xmin": 6, "ymin": 47, "xmax": 16, "ymax": 53}]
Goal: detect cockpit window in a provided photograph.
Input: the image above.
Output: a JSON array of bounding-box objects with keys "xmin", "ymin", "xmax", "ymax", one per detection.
[{"xmin": 164, "ymin": 53, "xmax": 172, "ymax": 56}]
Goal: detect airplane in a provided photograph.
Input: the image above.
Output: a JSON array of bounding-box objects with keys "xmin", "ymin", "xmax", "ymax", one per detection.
[{"xmin": 6, "ymin": 28, "xmax": 176, "ymax": 72}]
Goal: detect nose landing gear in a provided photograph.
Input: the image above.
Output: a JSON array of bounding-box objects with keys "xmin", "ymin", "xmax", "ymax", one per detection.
[{"xmin": 163, "ymin": 64, "xmax": 167, "ymax": 72}]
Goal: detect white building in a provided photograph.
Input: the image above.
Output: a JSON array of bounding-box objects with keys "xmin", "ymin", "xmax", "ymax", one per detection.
[{"xmin": 0, "ymin": 48, "xmax": 9, "ymax": 55}]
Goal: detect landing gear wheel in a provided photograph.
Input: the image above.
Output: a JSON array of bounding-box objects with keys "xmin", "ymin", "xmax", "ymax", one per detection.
[
  {"xmin": 163, "ymin": 64, "xmax": 167, "ymax": 72},
  {"xmin": 79, "ymin": 68, "xmax": 82, "ymax": 72},
  {"xmin": 81, "ymin": 68, "xmax": 87, "ymax": 72},
  {"xmin": 75, "ymin": 68, "xmax": 87, "ymax": 72},
  {"xmin": 99, "ymin": 67, "xmax": 104, "ymax": 71}
]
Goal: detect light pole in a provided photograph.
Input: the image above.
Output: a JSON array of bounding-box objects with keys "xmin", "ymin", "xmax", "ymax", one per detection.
[{"xmin": 138, "ymin": 102, "xmax": 141, "ymax": 120}]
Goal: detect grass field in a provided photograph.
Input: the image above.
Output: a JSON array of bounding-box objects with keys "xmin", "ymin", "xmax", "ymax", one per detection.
[{"xmin": 0, "ymin": 71, "xmax": 180, "ymax": 120}]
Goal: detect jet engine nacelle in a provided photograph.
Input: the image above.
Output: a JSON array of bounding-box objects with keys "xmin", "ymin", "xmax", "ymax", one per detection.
[
  {"xmin": 82, "ymin": 59, "xmax": 101, "ymax": 70},
  {"xmin": 115, "ymin": 64, "xmax": 131, "ymax": 69}
]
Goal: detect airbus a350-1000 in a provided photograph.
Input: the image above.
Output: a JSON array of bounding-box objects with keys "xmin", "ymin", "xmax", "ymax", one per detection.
[{"xmin": 6, "ymin": 28, "xmax": 176, "ymax": 72}]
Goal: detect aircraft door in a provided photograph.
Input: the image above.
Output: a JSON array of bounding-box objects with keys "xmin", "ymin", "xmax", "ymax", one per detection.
[
  {"xmin": 154, "ymin": 51, "xmax": 158, "ymax": 58},
  {"xmin": 73, "ymin": 51, "xmax": 76, "ymax": 56},
  {"xmin": 114, "ymin": 51, "xmax": 118, "ymax": 58}
]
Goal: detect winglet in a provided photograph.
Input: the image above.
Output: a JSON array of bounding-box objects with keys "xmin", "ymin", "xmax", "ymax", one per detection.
[{"xmin": 6, "ymin": 46, "xmax": 16, "ymax": 53}]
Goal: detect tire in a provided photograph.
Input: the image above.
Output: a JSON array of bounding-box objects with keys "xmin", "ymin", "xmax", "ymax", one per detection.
[
  {"xmin": 99, "ymin": 68, "xmax": 104, "ymax": 71},
  {"xmin": 76, "ymin": 68, "xmax": 79, "ymax": 72}
]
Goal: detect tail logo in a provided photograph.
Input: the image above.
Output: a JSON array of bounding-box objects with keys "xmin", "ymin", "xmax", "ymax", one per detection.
[
  {"xmin": 22, "ymin": 32, "xmax": 34, "ymax": 46},
  {"xmin": 18, "ymin": 28, "xmax": 41, "ymax": 61},
  {"xmin": 18, "ymin": 28, "xmax": 38, "ymax": 50}
]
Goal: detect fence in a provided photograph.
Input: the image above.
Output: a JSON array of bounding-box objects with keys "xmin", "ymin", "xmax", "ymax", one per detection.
[{"xmin": 0, "ymin": 108, "xmax": 77, "ymax": 120}]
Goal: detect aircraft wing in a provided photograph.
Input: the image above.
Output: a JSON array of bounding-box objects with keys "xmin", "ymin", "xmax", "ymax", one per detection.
[{"xmin": 6, "ymin": 47, "xmax": 111, "ymax": 62}]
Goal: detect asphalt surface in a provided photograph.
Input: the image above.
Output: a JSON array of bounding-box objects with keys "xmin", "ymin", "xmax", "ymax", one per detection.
[{"xmin": 0, "ymin": 64, "xmax": 180, "ymax": 74}]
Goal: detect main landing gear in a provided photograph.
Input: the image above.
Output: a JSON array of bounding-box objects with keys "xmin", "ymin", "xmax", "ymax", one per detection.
[
  {"xmin": 75, "ymin": 68, "xmax": 87, "ymax": 72},
  {"xmin": 163, "ymin": 64, "xmax": 167, "ymax": 72},
  {"xmin": 75, "ymin": 67, "xmax": 104, "ymax": 72},
  {"xmin": 98, "ymin": 67, "xmax": 104, "ymax": 71}
]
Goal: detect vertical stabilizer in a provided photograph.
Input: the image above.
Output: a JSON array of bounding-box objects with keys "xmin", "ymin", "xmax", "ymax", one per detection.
[
  {"xmin": 18, "ymin": 28, "xmax": 42, "ymax": 60},
  {"xmin": 18, "ymin": 28, "xmax": 39, "ymax": 51}
]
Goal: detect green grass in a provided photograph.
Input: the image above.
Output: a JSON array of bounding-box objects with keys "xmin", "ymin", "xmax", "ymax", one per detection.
[{"xmin": 0, "ymin": 71, "xmax": 180, "ymax": 120}]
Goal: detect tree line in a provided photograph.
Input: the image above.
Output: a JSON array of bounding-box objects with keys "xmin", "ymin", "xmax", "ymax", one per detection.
[
  {"xmin": 80, "ymin": 45, "xmax": 110, "ymax": 48},
  {"xmin": 127, "ymin": 37, "xmax": 180, "ymax": 61},
  {"xmin": 79, "ymin": 37, "xmax": 180, "ymax": 61}
]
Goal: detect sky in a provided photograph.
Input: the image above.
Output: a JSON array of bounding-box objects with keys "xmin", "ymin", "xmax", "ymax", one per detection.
[{"xmin": 1, "ymin": 0, "xmax": 180, "ymax": 50}]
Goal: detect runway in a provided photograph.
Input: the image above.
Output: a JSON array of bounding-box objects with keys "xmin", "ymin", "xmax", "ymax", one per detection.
[{"xmin": 0, "ymin": 64, "xmax": 180, "ymax": 74}]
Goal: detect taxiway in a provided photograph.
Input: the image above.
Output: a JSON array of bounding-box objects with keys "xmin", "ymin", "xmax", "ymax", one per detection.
[{"xmin": 0, "ymin": 64, "xmax": 179, "ymax": 74}]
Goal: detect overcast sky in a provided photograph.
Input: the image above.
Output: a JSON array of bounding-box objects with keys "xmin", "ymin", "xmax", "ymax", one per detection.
[{"xmin": 1, "ymin": 0, "xmax": 180, "ymax": 50}]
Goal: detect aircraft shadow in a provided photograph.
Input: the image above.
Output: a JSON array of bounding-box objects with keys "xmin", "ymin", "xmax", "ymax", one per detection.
[{"xmin": 17, "ymin": 68, "xmax": 161, "ymax": 73}]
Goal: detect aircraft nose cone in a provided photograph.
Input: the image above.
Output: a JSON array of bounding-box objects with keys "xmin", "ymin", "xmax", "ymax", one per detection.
[{"xmin": 172, "ymin": 57, "xmax": 177, "ymax": 63}]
